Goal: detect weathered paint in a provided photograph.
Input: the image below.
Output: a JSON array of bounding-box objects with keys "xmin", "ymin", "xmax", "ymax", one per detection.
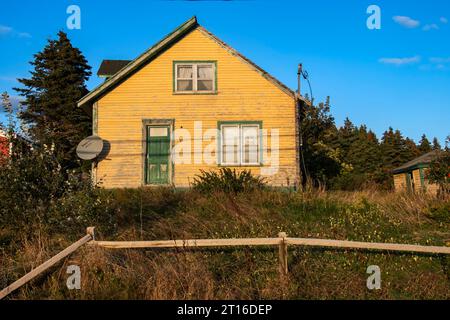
[
  {"xmin": 421, "ymin": 168, "xmax": 439, "ymax": 195},
  {"xmin": 412, "ymin": 169, "xmax": 421, "ymax": 192},
  {"xmin": 419, "ymin": 167, "xmax": 426, "ymax": 192},
  {"xmin": 393, "ymin": 173, "xmax": 407, "ymax": 192},
  {"xmin": 393, "ymin": 167, "xmax": 439, "ymax": 195},
  {"xmin": 94, "ymin": 27, "xmax": 298, "ymax": 188}
]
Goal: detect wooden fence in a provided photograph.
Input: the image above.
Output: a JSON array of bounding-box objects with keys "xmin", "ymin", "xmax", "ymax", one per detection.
[
  {"xmin": 90, "ymin": 231, "xmax": 450, "ymax": 277},
  {"xmin": 1, "ymin": 227, "xmax": 450, "ymax": 299},
  {"xmin": 0, "ymin": 227, "xmax": 95, "ymax": 300}
]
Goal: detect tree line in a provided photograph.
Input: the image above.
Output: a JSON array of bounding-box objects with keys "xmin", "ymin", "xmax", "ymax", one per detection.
[{"xmin": 300, "ymin": 96, "xmax": 446, "ymax": 190}]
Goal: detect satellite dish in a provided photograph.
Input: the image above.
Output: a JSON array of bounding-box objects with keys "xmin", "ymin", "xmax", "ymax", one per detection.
[{"xmin": 76, "ymin": 135, "xmax": 104, "ymax": 160}]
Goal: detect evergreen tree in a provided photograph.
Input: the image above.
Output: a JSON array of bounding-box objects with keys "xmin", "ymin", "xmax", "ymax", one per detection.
[
  {"xmin": 380, "ymin": 128, "xmax": 409, "ymax": 169},
  {"xmin": 300, "ymin": 96, "xmax": 341, "ymax": 184},
  {"xmin": 15, "ymin": 31, "xmax": 92, "ymax": 168},
  {"xmin": 338, "ymin": 117, "xmax": 358, "ymax": 156},
  {"xmin": 432, "ymin": 137, "xmax": 441, "ymax": 150},
  {"xmin": 404, "ymin": 137, "xmax": 420, "ymax": 160},
  {"xmin": 349, "ymin": 125, "xmax": 380, "ymax": 174},
  {"xmin": 418, "ymin": 134, "xmax": 432, "ymax": 154}
]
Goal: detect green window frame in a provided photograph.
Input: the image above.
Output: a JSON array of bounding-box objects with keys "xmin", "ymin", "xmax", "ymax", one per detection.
[
  {"xmin": 217, "ymin": 121, "xmax": 263, "ymax": 166},
  {"xmin": 173, "ymin": 61, "xmax": 218, "ymax": 94}
]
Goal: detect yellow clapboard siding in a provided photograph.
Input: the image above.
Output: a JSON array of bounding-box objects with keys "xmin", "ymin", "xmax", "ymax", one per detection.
[
  {"xmin": 95, "ymin": 27, "xmax": 298, "ymax": 188},
  {"xmin": 393, "ymin": 174, "xmax": 406, "ymax": 192},
  {"xmin": 412, "ymin": 169, "xmax": 421, "ymax": 192}
]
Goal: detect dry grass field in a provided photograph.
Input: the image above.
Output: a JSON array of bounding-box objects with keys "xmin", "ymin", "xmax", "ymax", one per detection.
[{"xmin": 1, "ymin": 188, "xmax": 449, "ymax": 299}]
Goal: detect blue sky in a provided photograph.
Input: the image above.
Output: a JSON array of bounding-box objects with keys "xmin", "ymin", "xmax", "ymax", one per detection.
[{"xmin": 0, "ymin": 0, "xmax": 449, "ymax": 143}]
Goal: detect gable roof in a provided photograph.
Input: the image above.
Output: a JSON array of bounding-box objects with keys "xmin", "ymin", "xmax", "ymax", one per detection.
[
  {"xmin": 392, "ymin": 150, "xmax": 441, "ymax": 174},
  {"xmin": 97, "ymin": 60, "xmax": 132, "ymax": 77},
  {"xmin": 78, "ymin": 16, "xmax": 307, "ymax": 108}
]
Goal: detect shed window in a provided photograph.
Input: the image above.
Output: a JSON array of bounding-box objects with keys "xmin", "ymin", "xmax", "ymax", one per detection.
[
  {"xmin": 220, "ymin": 123, "xmax": 261, "ymax": 166},
  {"xmin": 175, "ymin": 62, "xmax": 215, "ymax": 93}
]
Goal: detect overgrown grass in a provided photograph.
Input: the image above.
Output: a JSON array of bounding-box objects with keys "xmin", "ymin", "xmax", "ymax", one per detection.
[{"xmin": 0, "ymin": 188, "xmax": 449, "ymax": 299}]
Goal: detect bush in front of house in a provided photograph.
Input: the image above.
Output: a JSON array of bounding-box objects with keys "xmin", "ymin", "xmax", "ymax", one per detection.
[
  {"xmin": 0, "ymin": 144, "xmax": 67, "ymax": 228},
  {"xmin": 0, "ymin": 142, "xmax": 107, "ymax": 234},
  {"xmin": 192, "ymin": 168, "xmax": 266, "ymax": 194}
]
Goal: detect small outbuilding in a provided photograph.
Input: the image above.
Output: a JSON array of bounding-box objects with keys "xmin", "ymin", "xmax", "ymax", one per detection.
[{"xmin": 392, "ymin": 151, "xmax": 440, "ymax": 195}]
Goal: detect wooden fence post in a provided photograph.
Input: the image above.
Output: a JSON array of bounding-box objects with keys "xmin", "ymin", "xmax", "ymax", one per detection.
[
  {"xmin": 87, "ymin": 226, "xmax": 96, "ymax": 241},
  {"xmin": 278, "ymin": 232, "xmax": 288, "ymax": 276}
]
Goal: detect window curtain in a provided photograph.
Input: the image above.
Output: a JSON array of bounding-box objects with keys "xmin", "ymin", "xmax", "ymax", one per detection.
[
  {"xmin": 177, "ymin": 65, "xmax": 193, "ymax": 78},
  {"xmin": 222, "ymin": 126, "xmax": 240, "ymax": 164},
  {"xmin": 242, "ymin": 126, "xmax": 259, "ymax": 164},
  {"xmin": 198, "ymin": 65, "xmax": 213, "ymax": 79}
]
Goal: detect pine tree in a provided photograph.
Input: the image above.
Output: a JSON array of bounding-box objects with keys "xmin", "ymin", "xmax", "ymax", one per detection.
[
  {"xmin": 349, "ymin": 125, "xmax": 380, "ymax": 174},
  {"xmin": 381, "ymin": 128, "xmax": 406, "ymax": 169},
  {"xmin": 14, "ymin": 31, "xmax": 92, "ymax": 168},
  {"xmin": 404, "ymin": 137, "xmax": 420, "ymax": 160},
  {"xmin": 418, "ymin": 134, "xmax": 432, "ymax": 154},
  {"xmin": 432, "ymin": 137, "xmax": 441, "ymax": 150},
  {"xmin": 300, "ymin": 96, "xmax": 341, "ymax": 184},
  {"xmin": 337, "ymin": 117, "xmax": 358, "ymax": 158}
]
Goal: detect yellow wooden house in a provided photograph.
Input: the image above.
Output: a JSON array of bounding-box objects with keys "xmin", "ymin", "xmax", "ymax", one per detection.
[
  {"xmin": 392, "ymin": 151, "xmax": 440, "ymax": 195},
  {"xmin": 78, "ymin": 17, "xmax": 306, "ymax": 188}
]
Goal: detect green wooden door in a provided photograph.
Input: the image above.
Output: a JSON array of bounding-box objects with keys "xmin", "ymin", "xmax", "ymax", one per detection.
[{"xmin": 146, "ymin": 126, "xmax": 170, "ymax": 184}]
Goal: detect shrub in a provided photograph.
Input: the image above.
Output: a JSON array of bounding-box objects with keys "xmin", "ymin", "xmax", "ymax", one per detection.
[
  {"xmin": 427, "ymin": 149, "xmax": 450, "ymax": 195},
  {"xmin": 329, "ymin": 173, "xmax": 367, "ymax": 191},
  {"xmin": 426, "ymin": 201, "xmax": 450, "ymax": 223},
  {"xmin": 47, "ymin": 187, "xmax": 117, "ymax": 237},
  {"xmin": 192, "ymin": 168, "xmax": 266, "ymax": 194},
  {"xmin": 0, "ymin": 143, "xmax": 89, "ymax": 232}
]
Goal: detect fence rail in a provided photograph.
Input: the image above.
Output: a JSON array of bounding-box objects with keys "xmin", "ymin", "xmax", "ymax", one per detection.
[
  {"xmin": 91, "ymin": 234, "xmax": 450, "ymax": 255},
  {"xmin": 2, "ymin": 227, "xmax": 449, "ymax": 300},
  {"xmin": 91, "ymin": 231, "xmax": 450, "ymax": 278},
  {"xmin": 0, "ymin": 227, "xmax": 95, "ymax": 300},
  {"xmin": 90, "ymin": 238, "xmax": 282, "ymax": 249}
]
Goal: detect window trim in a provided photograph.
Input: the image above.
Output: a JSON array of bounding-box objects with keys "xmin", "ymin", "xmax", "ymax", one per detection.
[
  {"xmin": 173, "ymin": 61, "xmax": 217, "ymax": 94},
  {"xmin": 217, "ymin": 121, "xmax": 263, "ymax": 167}
]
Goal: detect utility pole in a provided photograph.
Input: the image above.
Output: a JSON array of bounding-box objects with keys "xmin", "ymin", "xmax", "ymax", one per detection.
[
  {"xmin": 297, "ymin": 63, "xmax": 302, "ymax": 96},
  {"xmin": 297, "ymin": 63, "xmax": 304, "ymax": 188}
]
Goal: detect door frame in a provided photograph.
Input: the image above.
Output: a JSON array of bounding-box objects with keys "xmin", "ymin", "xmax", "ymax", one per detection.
[
  {"xmin": 405, "ymin": 172, "xmax": 414, "ymax": 193},
  {"xmin": 142, "ymin": 119, "xmax": 174, "ymax": 186}
]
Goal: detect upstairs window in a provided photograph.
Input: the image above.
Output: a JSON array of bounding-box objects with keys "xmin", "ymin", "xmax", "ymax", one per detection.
[{"xmin": 174, "ymin": 62, "xmax": 216, "ymax": 93}]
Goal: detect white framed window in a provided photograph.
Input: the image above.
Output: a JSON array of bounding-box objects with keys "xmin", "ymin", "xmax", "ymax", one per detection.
[
  {"xmin": 174, "ymin": 62, "xmax": 216, "ymax": 93},
  {"xmin": 220, "ymin": 123, "xmax": 261, "ymax": 166}
]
